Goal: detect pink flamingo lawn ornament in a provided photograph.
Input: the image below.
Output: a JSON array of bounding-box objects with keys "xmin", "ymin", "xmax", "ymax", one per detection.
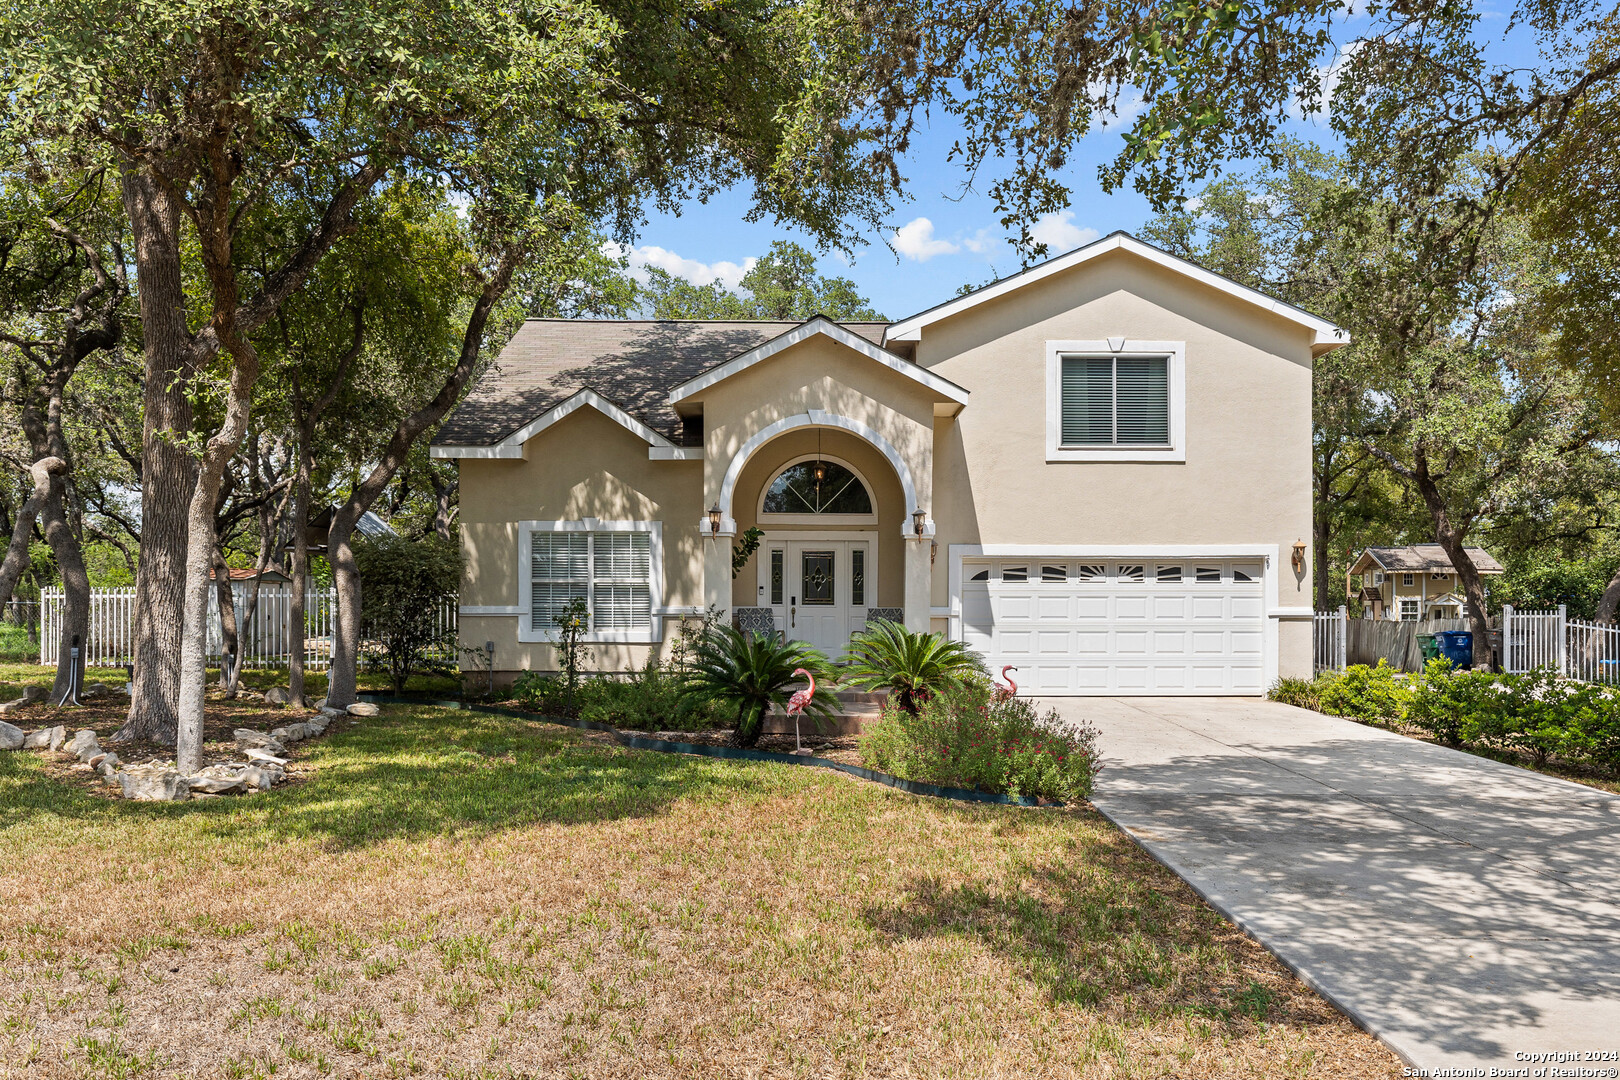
[
  {"xmin": 992, "ymin": 665, "xmax": 1018, "ymax": 703},
  {"xmin": 786, "ymin": 667, "xmax": 816, "ymax": 755}
]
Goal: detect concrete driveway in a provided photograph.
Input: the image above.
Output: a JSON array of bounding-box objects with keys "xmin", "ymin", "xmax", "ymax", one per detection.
[{"xmin": 1041, "ymin": 696, "xmax": 1620, "ymax": 1074}]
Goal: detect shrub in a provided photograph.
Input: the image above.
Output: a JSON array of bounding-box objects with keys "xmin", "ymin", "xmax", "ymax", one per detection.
[
  {"xmin": 681, "ymin": 626, "xmax": 837, "ymax": 747},
  {"xmin": 354, "ymin": 533, "xmax": 463, "ymax": 694},
  {"xmin": 510, "ymin": 662, "xmax": 727, "ymax": 732},
  {"xmin": 511, "ymin": 671, "xmax": 569, "ymax": 715},
  {"xmin": 860, "ymin": 679, "xmax": 1100, "ymax": 802},
  {"xmin": 1493, "ymin": 668, "xmax": 1606, "ymax": 766},
  {"xmin": 1315, "ymin": 661, "xmax": 1410, "ymax": 724},
  {"xmin": 1267, "ymin": 676, "xmax": 1321, "ymax": 711},
  {"xmin": 1405, "ymin": 659, "xmax": 1502, "ymax": 747},
  {"xmin": 840, "ymin": 620, "xmax": 985, "ymax": 715}
]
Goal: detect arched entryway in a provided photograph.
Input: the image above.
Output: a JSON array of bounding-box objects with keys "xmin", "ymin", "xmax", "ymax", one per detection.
[{"xmin": 727, "ymin": 427, "xmax": 906, "ymax": 655}]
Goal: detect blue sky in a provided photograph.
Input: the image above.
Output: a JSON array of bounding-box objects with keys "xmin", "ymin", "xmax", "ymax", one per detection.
[{"xmin": 622, "ymin": 4, "xmax": 1538, "ymax": 322}]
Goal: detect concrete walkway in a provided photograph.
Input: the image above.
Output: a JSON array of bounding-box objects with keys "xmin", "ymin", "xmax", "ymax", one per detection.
[{"xmin": 1042, "ymin": 696, "xmax": 1620, "ymax": 1073}]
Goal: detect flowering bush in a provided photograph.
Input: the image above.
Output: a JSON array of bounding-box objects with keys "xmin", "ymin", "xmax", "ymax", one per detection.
[{"xmin": 859, "ymin": 680, "xmax": 1099, "ymax": 802}]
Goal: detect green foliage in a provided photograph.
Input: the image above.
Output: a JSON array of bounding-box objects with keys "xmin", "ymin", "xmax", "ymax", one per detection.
[
  {"xmin": 731, "ymin": 527, "xmax": 765, "ymax": 579},
  {"xmin": 639, "ymin": 241, "xmax": 883, "ymax": 320},
  {"xmin": 1405, "ymin": 659, "xmax": 1502, "ymax": 747},
  {"xmin": 1265, "ymin": 676, "xmax": 1320, "ymax": 712},
  {"xmin": 1313, "ymin": 661, "xmax": 1410, "ymax": 724},
  {"xmin": 859, "ymin": 680, "xmax": 1099, "ymax": 802},
  {"xmin": 550, "ymin": 597, "xmax": 591, "ymax": 714},
  {"xmin": 839, "ymin": 619, "xmax": 987, "ymax": 715},
  {"xmin": 1290, "ymin": 661, "xmax": 1620, "ymax": 776},
  {"xmin": 0, "ymin": 623, "xmax": 35, "ymax": 662},
  {"xmin": 681, "ymin": 626, "xmax": 837, "ymax": 747},
  {"xmin": 1491, "ymin": 553, "xmax": 1620, "ymax": 619},
  {"xmin": 353, "ymin": 533, "xmax": 463, "ymax": 694}
]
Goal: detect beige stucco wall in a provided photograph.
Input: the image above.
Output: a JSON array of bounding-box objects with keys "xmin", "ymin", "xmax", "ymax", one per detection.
[
  {"xmin": 914, "ymin": 248, "xmax": 1316, "ymax": 656},
  {"xmin": 458, "ymin": 405, "xmax": 703, "ymax": 673},
  {"xmin": 727, "ymin": 426, "xmax": 906, "ymax": 609}
]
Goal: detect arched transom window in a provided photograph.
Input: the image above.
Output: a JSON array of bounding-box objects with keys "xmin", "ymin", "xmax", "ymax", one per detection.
[{"xmin": 763, "ymin": 460, "xmax": 873, "ymax": 515}]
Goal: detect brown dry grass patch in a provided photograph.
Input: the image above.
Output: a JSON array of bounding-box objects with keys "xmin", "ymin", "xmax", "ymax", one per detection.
[{"xmin": 0, "ymin": 702, "xmax": 1400, "ymax": 1079}]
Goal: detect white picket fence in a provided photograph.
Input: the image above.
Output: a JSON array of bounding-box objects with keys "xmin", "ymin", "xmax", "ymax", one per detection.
[
  {"xmin": 1313, "ymin": 602, "xmax": 1620, "ymax": 687},
  {"xmin": 39, "ymin": 584, "xmax": 456, "ymax": 671},
  {"xmin": 1313, "ymin": 606, "xmax": 1348, "ymax": 674}
]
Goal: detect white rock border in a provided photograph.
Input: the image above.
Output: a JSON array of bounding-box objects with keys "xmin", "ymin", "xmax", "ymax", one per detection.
[{"xmin": 0, "ymin": 695, "xmax": 381, "ymax": 801}]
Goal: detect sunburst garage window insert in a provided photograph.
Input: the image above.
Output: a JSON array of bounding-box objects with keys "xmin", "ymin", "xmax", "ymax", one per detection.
[{"xmin": 529, "ymin": 529, "xmax": 652, "ymax": 635}]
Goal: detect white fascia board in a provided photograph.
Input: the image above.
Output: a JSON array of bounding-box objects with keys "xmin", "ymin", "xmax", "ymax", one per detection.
[
  {"xmin": 883, "ymin": 233, "xmax": 1350, "ymax": 350},
  {"xmin": 433, "ymin": 388, "xmax": 680, "ymax": 461},
  {"xmin": 666, "ymin": 316, "xmax": 970, "ymax": 406}
]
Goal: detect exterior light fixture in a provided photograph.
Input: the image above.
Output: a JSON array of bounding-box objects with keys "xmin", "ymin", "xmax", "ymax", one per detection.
[
  {"xmin": 708, "ymin": 504, "xmax": 722, "ymax": 535},
  {"xmin": 1291, "ymin": 539, "xmax": 1307, "ymax": 574},
  {"xmin": 812, "ymin": 460, "xmax": 826, "ymax": 483},
  {"xmin": 912, "ymin": 508, "xmax": 927, "ymax": 537}
]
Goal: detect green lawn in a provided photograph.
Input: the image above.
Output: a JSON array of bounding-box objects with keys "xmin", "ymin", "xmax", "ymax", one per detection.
[
  {"xmin": 0, "ymin": 703, "xmax": 1396, "ymax": 1079},
  {"xmin": 0, "ymin": 663, "xmax": 461, "ymax": 703}
]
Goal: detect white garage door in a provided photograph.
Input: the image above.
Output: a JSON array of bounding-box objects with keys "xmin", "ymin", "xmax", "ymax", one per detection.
[{"xmin": 960, "ymin": 558, "xmax": 1266, "ymax": 695}]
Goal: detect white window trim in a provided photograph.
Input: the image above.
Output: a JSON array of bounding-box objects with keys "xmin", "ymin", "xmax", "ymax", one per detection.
[
  {"xmin": 756, "ymin": 454, "xmax": 880, "ymax": 526},
  {"xmin": 1399, "ymin": 598, "xmax": 1420, "ymax": 622},
  {"xmin": 1045, "ymin": 340, "xmax": 1186, "ymax": 463},
  {"xmin": 516, "ymin": 519, "xmax": 664, "ymax": 644}
]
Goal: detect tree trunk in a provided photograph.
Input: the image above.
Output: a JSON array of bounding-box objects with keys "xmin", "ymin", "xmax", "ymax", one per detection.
[
  {"xmin": 1596, "ymin": 566, "xmax": 1620, "ymax": 624},
  {"xmin": 41, "ymin": 487, "xmax": 91, "ymax": 702},
  {"xmin": 0, "ymin": 457, "xmax": 65, "ymax": 609},
  {"xmin": 116, "ymin": 171, "xmax": 195, "ymax": 745},
  {"xmin": 327, "ymin": 518, "xmax": 362, "ymax": 708},
  {"xmin": 288, "ymin": 446, "xmax": 311, "ymax": 708},
  {"xmin": 1411, "ymin": 455, "xmax": 1494, "ymax": 668},
  {"xmin": 1314, "ymin": 469, "xmax": 1333, "ymax": 613},
  {"xmin": 213, "ymin": 546, "xmax": 239, "ymax": 699}
]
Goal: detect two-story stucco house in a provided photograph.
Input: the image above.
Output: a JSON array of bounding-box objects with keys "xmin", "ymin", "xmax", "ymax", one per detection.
[
  {"xmin": 1347, "ymin": 545, "xmax": 1504, "ymax": 622},
  {"xmin": 431, "ymin": 232, "xmax": 1346, "ymax": 695}
]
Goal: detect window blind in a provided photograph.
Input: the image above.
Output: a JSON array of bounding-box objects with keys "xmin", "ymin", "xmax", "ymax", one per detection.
[
  {"xmin": 530, "ymin": 531, "xmax": 652, "ymax": 633},
  {"xmin": 1060, "ymin": 355, "xmax": 1169, "ymax": 446}
]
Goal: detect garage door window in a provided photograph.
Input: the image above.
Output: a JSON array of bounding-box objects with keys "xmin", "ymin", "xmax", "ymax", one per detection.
[
  {"xmin": 1157, "ymin": 564, "xmax": 1183, "ymax": 583},
  {"xmin": 1196, "ymin": 566, "xmax": 1223, "ymax": 582}
]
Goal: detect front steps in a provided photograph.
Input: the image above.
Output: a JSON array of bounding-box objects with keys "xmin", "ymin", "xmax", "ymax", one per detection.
[{"xmin": 762, "ymin": 690, "xmax": 885, "ymax": 736}]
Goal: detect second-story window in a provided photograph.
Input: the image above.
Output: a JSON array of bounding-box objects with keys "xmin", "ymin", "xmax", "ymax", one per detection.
[{"xmin": 1060, "ymin": 355, "xmax": 1170, "ymax": 446}]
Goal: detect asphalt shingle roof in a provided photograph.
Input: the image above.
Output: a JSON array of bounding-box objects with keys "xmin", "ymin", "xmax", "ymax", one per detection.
[
  {"xmin": 1362, "ymin": 545, "xmax": 1505, "ymax": 574},
  {"xmin": 434, "ymin": 319, "xmax": 890, "ymax": 447}
]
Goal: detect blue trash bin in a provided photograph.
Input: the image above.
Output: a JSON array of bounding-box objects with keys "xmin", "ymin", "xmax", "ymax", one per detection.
[{"xmin": 1437, "ymin": 630, "xmax": 1474, "ymax": 669}]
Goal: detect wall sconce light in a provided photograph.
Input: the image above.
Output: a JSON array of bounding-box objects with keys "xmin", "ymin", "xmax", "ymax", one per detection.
[
  {"xmin": 912, "ymin": 508, "xmax": 927, "ymax": 537},
  {"xmin": 1291, "ymin": 539, "xmax": 1307, "ymax": 574},
  {"xmin": 708, "ymin": 504, "xmax": 722, "ymax": 535}
]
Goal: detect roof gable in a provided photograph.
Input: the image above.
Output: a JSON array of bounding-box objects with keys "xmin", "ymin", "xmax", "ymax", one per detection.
[
  {"xmin": 1351, "ymin": 545, "xmax": 1505, "ymax": 575},
  {"xmin": 883, "ymin": 232, "xmax": 1349, "ymax": 356},
  {"xmin": 431, "ymin": 388, "xmax": 697, "ymax": 460},
  {"xmin": 665, "ymin": 316, "xmax": 969, "ymax": 407}
]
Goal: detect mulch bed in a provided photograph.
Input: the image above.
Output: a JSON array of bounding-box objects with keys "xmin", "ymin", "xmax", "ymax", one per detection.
[{"xmin": 6, "ymin": 692, "xmax": 344, "ymax": 798}]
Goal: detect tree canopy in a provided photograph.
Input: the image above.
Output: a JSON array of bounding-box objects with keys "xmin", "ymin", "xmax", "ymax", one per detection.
[{"xmin": 639, "ymin": 241, "xmax": 883, "ymax": 321}]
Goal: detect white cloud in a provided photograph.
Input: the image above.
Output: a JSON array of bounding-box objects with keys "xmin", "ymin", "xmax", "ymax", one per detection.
[
  {"xmin": 600, "ymin": 241, "xmax": 755, "ymax": 291},
  {"xmin": 1027, "ymin": 211, "xmax": 1099, "ymax": 253},
  {"xmin": 891, "ymin": 217, "xmax": 960, "ymax": 261},
  {"xmin": 960, "ymin": 227, "xmax": 998, "ymax": 255}
]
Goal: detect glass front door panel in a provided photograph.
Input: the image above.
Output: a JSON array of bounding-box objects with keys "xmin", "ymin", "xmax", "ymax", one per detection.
[{"xmin": 801, "ymin": 552, "xmax": 835, "ymax": 604}]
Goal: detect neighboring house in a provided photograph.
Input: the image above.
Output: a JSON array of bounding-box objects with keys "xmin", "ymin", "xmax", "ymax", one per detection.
[
  {"xmin": 1347, "ymin": 545, "xmax": 1505, "ymax": 622},
  {"xmin": 433, "ymin": 231, "xmax": 1346, "ymax": 695},
  {"xmin": 207, "ymin": 567, "xmax": 291, "ymax": 584}
]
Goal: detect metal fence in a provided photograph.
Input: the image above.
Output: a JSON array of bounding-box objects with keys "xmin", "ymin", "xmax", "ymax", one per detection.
[
  {"xmin": 1313, "ymin": 606, "xmax": 1347, "ymax": 674},
  {"xmin": 1501, "ymin": 605, "xmax": 1565, "ymax": 676},
  {"xmin": 39, "ymin": 584, "xmax": 456, "ymax": 671}
]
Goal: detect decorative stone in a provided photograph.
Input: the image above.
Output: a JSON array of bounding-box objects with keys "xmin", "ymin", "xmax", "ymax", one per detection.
[
  {"xmin": 95, "ymin": 753, "xmax": 120, "ymax": 780},
  {"xmin": 20, "ymin": 685, "xmax": 46, "ymax": 704},
  {"xmin": 233, "ymin": 729, "xmax": 285, "ymax": 754},
  {"xmin": 118, "ymin": 768, "xmax": 186, "ymax": 801},
  {"xmin": 86, "ymin": 751, "xmax": 108, "ymax": 768},
  {"xmin": 313, "ymin": 698, "xmax": 327, "ymax": 710},
  {"xmin": 346, "ymin": 702, "xmax": 379, "ymax": 717},
  {"xmin": 243, "ymin": 748, "xmax": 288, "ymax": 766},
  {"xmin": 22, "ymin": 727, "xmax": 54, "ymax": 749},
  {"xmin": 73, "ymin": 734, "xmax": 104, "ymax": 762},
  {"xmin": 263, "ymin": 687, "xmax": 290, "ymax": 705},
  {"xmin": 319, "ymin": 706, "xmax": 344, "ymax": 718},
  {"xmin": 0, "ymin": 699, "xmax": 27, "ymax": 715},
  {"xmin": 269, "ymin": 726, "xmax": 292, "ymax": 741},
  {"xmin": 0, "ymin": 721, "xmax": 23, "ymax": 751},
  {"xmin": 48, "ymin": 725, "xmax": 65, "ymax": 752},
  {"xmin": 186, "ymin": 773, "xmax": 247, "ymax": 795},
  {"xmin": 82, "ymin": 682, "xmax": 108, "ymax": 698},
  {"xmin": 239, "ymin": 764, "xmax": 284, "ymax": 790}
]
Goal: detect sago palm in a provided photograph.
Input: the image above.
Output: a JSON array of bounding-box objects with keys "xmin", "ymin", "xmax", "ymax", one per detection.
[
  {"xmin": 682, "ymin": 626, "xmax": 838, "ymax": 747},
  {"xmin": 840, "ymin": 619, "xmax": 986, "ymax": 715}
]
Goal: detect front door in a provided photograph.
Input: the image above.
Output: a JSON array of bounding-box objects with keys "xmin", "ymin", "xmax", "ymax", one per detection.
[{"xmin": 756, "ymin": 537, "xmax": 873, "ymax": 656}]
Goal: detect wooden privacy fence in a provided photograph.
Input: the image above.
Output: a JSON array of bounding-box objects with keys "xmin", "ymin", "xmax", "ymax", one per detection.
[{"xmin": 39, "ymin": 585, "xmax": 456, "ymax": 671}]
